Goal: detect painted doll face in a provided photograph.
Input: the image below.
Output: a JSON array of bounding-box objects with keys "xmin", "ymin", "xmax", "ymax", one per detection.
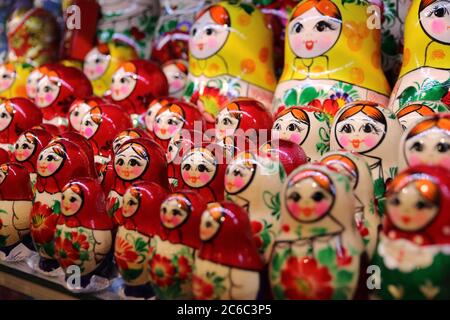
[
  {"xmin": 26, "ymin": 69, "xmax": 42, "ymax": 99},
  {"xmin": 398, "ymin": 112, "xmax": 424, "ymax": 131},
  {"xmin": 83, "ymin": 47, "xmax": 111, "ymax": 80},
  {"xmin": 215, "ymin": 108, "xmax": 240, "ymax": 141},
  {"xmin": 387, "ymin": 181, "xmax": 439, "ymax": 231},
  {"xmin": 335, "ymin": 112, "xmax": 386, "ymax": 153},
  {"xmin": 272, "ymin": 112, "xmax": 309, "ymax": 145},
  {"xmin": 61, "ymin": 188, "xmax": 83, "ymax": 216},
  {"xmin": 288, "ymin": 7, "xmax": 342, "ymax": 59},
  {"xmin": 79, "ymin": 113, "xmax": 99, "ymax": 139},
  {"xmin": 404, "ymin": 128, "xmax": 450, "ymax": 167},
  {"xmin": 160, "ymin": 197, "xmax": 189, "ymax": 229},
  {"xmin": 199, "ymin": 208, "xmax": 221, "ymax": 241},
  {"xmin": 122, "ymin": 189, "xmax": 139, "ymax": 218},
  {"xmin": 111, "ymin": 67, "xmax": 137, "ymax": 101},
  {"xmin": 36, "ymin": 76, "xmax": 60, "ymax": 108},
  {"xmin": 37, "ymin": 145, "xmax": 64, "ymax": 177},
  {"xmin": 419, "ymin": 0, "xmax": 450, "ymax": 44},
  {"xmin": 189, "ymin": 10, "xmax": 230, "ymax": 59},
  {"xmin": 286, "ymin": 177, "xmax": 334, "ymax": 222},
  {"xmin": 224, "ymin": 158, "xmax": 255, "ymax": 194},
  {"xmin": 167, "ymin": 132, "xmax": 183, "ymax": 163},
  {"xmin": 114, "ymin": 144, "xmax": 149, "ymax": 181},
  {"xmin": 14, "ymin": 134, "xmax": 36, "ymax": 162},
  {"xmin": 144, "ymin": 103, "xmax": 163, "ymax": 131},
  {"xmin": 181, "ymin": 149, "xmax": 216, "ymax": 188},
  {"xmin": 0, "ymin": 65, "xmax": 15, "ymax": 92},
  {"xmin": 154, "ymin": 110, "xmax": 184, "ymax": 140},
  {"xmin": 69, "ymin": 102, "xmax": 92, "ymax": 132},
  {"xmin": 163, "ymin": 64, "xmax": 187, "ymax": 95},
  {"xmin": 0, "ymin": 103, "xmax": 13, "ymax": 131}
]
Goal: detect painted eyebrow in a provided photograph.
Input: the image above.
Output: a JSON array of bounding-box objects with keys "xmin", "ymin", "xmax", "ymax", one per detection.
[{"xmin": 130, "ymin": 155, "xmax": 142, "ymax": 160}]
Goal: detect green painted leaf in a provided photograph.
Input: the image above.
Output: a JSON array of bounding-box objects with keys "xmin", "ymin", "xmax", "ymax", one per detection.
[
  {"xmin": 135, "ymin": 237, "xmax": 148, "ymax": 253},
  {"xmin": 336, "ymin": 269, "xmax": 354, "ymax": 286},
  {"xmin": 183, "ymin": 81, "xmax": 194, "ymax": 98},
  {"xmin": 284, "ymin": 89, "xmax": 298, "ymax": 107},
  {"xmin": 317, "ymin": 246, "xmax": 336, "ymax": 267},
  {"xmin": 299, "ymin": 87, "xmax": 319, "ymax": 105},
  {"xmin": 398, "ymin": 86, "xmax": 418, "ymax": 108},
  {"xmin": 273, "ymin": 284, "xmax": 285, "ymax": 300},
  {"xmin": 52, "ymin": 200, "xmax": 61, "ymax": 215},
  {"xmin": 311, "ymin": 227, "xmax": 328, "ymax": 236},
  {"xmin": 122, "ymin": 268, "xmax": 143, "ymax": 281},
  {"xmin": 332, "ymin": 287, "xmax": 348, "ymax": 300}
]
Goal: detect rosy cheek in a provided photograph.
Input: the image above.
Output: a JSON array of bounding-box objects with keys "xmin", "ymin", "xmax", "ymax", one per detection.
[
  {"xmin": 287, "ymin": 202, "xmax": 300, "ymax": 217},
  {"xmin": 233, "ymin": 176, "xmax": 245, "ymax": 188},
  {"xmin": 83, "ymin": 127, "xmax": 94, "ymax": 137},
  {"xmin": 95, "ymin": 65, "xmax": 105, "ymax": 74},
  {"xmin": 70, "ymin": 203, "xmax": 78, "ymax": 211},
  {"xmin": 338, "ymin": 135, "xmax": 350, "ymax": 147},
  {"xmin": 363, "ymin": 135, "xmax": 377, "ymax": 148},
  {"xmin": 413, "ymin": 210, "xmax": 431, "ymax": 227},
  {"xmin": 154, "ymin": 124, "xmax": 160, "ymax": 132},
  {"xmin": 388, "ymin": 206, "xmax": 402, "ymax": 222},
  {"xmin": 431, "ymin": 20, "xmax": 445, "ymax": 34},
  {"xmin": 45, "ymin": 93, "xmax": 54, "ymax": 103},
  {"xmin": 120, "ymin": 85, "xmax": 129, "ymax": 94},
  {"xmin": 171, "ymin": 80, "xmax": 182, "ymax": 90},
  {"xmin": 199, "ymin": 172, "xmax": 211, "ymax": 183},
  {"xmin": 22, "ymin": 150, "xmax": 32, "ymax": 158},
  {"xmin": 408, "ymin": 154, "xmax": 423, "ymax": 166},
  {"xmin": 47, "ymin": 162, "xmax": 57, "ymax": 173},
  {"xmin": 439, "ymin": 156, "xmax": 450, "ymax": 168},
  {"xmin": 207, "ymin": 38, "xmax": 217, "ymax": 49},
  {"xmin": 132, "ymin": 167, "xmax": 143, "ymax": 176},
  {"xmin": 292, "ymin": 36, "xmax": 302, "ymax": 51},
  {"xmin": 290, "ymin": 133, "xmax": 302, "ymax": 144},
  {"xmin": 172, "ymin": 216, "xmax": 181, "ymax": 226},
  {"xmin": 314, "ymin": 200, "xmax": 330, "ymax": 217},
  {"xmin": 168, "ymin": 125, "xmax": 178, "ymax": 134},
  {"xmin": 182, "ymin": 170, "xmax": 190, "ymax": 180}
]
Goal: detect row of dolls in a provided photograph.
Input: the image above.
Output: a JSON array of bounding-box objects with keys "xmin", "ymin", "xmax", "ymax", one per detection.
[
  {"xmin": 1, "ymin": 0, "xmax": 449, "ymax": 129},
  {"xmin": 0, "ymin": 90, "xmax": 449, "ymax": 299}
]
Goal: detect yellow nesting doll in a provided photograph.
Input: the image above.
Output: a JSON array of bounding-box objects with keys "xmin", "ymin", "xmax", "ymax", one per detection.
[
  {"xmin": 0, "ymin": 62, "xmax": 33, "ymax": 98},
  {"xmin": 185, "ymin": 1, "xmax": 277, "ymax": 124},
  {"xmin": 273, "ymin": 0, "xmax": 391, "ymax": 118},
  {"xmin": 83, "ymin": 42, "xmax": 138, "ymax": 97},
  {"xmin": 388, "ymin": 0, "xmax": 450, "ymax": 113}
]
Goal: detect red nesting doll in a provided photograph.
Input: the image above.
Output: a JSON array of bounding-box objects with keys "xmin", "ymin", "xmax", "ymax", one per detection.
[{"xmin": 67, "ymin": 96, "xmax": 106, "ymax": 132}]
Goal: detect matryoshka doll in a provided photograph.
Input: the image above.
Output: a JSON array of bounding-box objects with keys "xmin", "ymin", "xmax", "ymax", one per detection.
[
  {"xmin": 35, "ymin": 65, "xmax": 93, "ymax": 129},
  {"xmin": 0, "ymin": 163, "xmax": 33, "ymax": 259},
  {"xmin": 0, "ymin": 98, "xmax": 43, "ymax": 154},
  {"xmin": 83, "ymin": 42, "xmax": 138, "ymax": 97},
  {"xmin": 398, "ymin": 113, "xmax": 450, "ymax": 170},
  {"xmin": 259, "ymin": 139, "xmax": 308, "ymax": 175},
  {"xmin": 225, "ymin": 151, "xmax": 286, "ymax": 263},
  {"xmin": 67, "ymin": 96, "xmax": 106, "ymax": 132},
  {"xmin": 166, "ymin": 129, "xmax": 202, "ymax": 190},
  {"xmin": 162, "ymin": 60, "xmax": 189, "ymax": 98},
  {"xmin": 107, "ymin": 138, "xmax": 169, "ymax": 225},
  {"xmin": 331, "ymin": 102, "xmax": 403, "ymax": 214},
  {"xmin": 13, "ymin": 128, "xmax": 53, "ymax": 192},
  {"xmin": 6, "ymin": 7, "xmax": 60, "ymax": 66},
  {"xmin": 270, "ymin": 164, "xmax": 365, "ymax": 300},
  {"xmin": 372, "ymin": 165, "xmax": 450, "ymax": 299},
  {"xmin": 114, "ymin": 182, "xmax": 169, "ymax": 299},
  {"xmin": 215, "ymin": 98, "xmax": 273, "ymax": 150},
  {"xmin": 153, "ymin": 101, "xmax": 205, "ymax": 150},
  {"xmin": 79, "ymin": 104, "xmax": 131, "ymax": 165},
  {"xmin": 0, "ymin": 62, "xmax": 34, "ymax": 98},
  {"xmin": 26, "ymin": 67, "xmax": 44, "ymax": 101},
  {"xmin": 109, "ymin": 60, "xmax": 169, "ymax": 126},
  {"xmin": 179, "ymin": 143, "xmax": 227, "ymax": 203},
  {"xmin": 144, "ymin": 97, "xmax": 175, "ymax": 136},
  {"xmin": 193, "ymin": 201, "xmax": 264, "ymax": 300},
  {"xmin": 186, "ymin": 1, "xmax": 277, "ymax": 123},
  {"xmin": 320, "ymin": 151, "xmax": 380, "ymax": 259},
  {"xmin": 396, "ymin": 101, "xmax": 449, "ymax": 131},
  {"xmin": 273, "ymin": 0, "xmax": 391, "ymax": 116},
  {"xmin": 30, "ymin": 138, "xmax": 94, "ymax": 273},
  {"xmin": 150, "ymin": 190, "xmax": 205, "ymax": 299},
  {"xmin": 388, "ymin": 0, "xmax": 450, "ymax": 112},
  {"xmin": 272, "ymin": 106, "xmax": 330, "ymax": 161},
  {"xmin": 55, "ymin": 178, "xmax": 113, "ymax": 290}
]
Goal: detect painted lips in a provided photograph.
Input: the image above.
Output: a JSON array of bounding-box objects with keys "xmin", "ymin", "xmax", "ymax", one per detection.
[
  {"xmin": 305, "ymin": 40, "xmax": 314, "ymax": 50},
  {"xmin": 351, "ymin": 139, "xmax": 361, "ymax": 148},
  {"xmin": 300, "ymin": 207, "xmax": 314, "ymax": 217},
  {"xmin": 401, "ymin": 216, "xmax": 411, "ymax": 224}
]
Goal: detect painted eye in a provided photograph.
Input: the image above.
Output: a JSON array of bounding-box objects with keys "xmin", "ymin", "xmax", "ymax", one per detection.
[
  {"xmin": 129, "ymin": 159, "xmax": 140, "ymax": 167},
  {"xmin": 162, "ymin": 206, "xmax": 167, "ymax": 214},
  {"xmin": 192, "ymin": 28, "xmax": 197, "ymax": 36},
  {"xmin": 120, "ymin": 77, "xmax": 126, "ymax": 84},
  {"xmin": 69, "ymin": 197, "xmax": 77, "ymax": 203},
  {"xmin": 315, "ymin": 20, "xmax": 333, "ymax": 32},
  {"xmin": 273, "ymin": 123, "xmax": 281, "ymax": 130},
  {"xmin": 410, "ymin": 141, "xmax": 424, "ymax": 152},
  {"xmin": 292, "ymin": 22, "xmax": 303, "ymax": 33},
  {"xmin": 222, "ymin": 118, "xmax": 232, "ymax": 126},
  {"xmin": 38, "ymin": 154, "xmax": 43, "ymax": 161},
  {"xmin": 205, "ymin": 27, "xmax": 214, "ymax": 36},
  {"xmin": 168, "ymin": 145, "xmax": 173, "ymax": 152},
  {"xmin": 22, "ymin": 144, "xmax": 29, "ymax": 149},
  {"xmin": 15, "ymin": 143, "xmax": 19, "ymax": 149},
  {"xmin": 73, "ymin": 111, "xmax": 79, "ymax": 117},
  {"xmin": 233, "ymin": 168, "xmax": 242, "ymax": 177},
  {"xmin": 436, "ymin": 142, "xmax": 449, "ymax": 153},
  {"xmin": 198, "ymin": 164, "xmax": 209, "ymax": 172},
  {"xmin": 168, "ymin": 119, "xmax": 179, "ymax": 126},
  {"xmin": 433, "ymin": 6, "xmax": 448, "ymax": 17},
  {"xmin": 340, "ymin": 124, "xmax": 353, "ymax": 134},
  {"xmin": 46, "ymin": 155, "xmax": 55, "ymax": 161},
  {"xmin": 182, "ymin": 163, "xmax": 191, "ymax": 171},
  {"xmin": 116, "ymin": 158, "xmax": 125, "ymax": 166},
  {"xmin": 172, "ymin": 209, "xmax": 182, "ymax": 216},
  {"xmin": 311, "ymin": 191, "xmax": 325, "ymax": 202},
  {"xmin": 416, "ymin": 200, "xmax": 431, "ymax": 210},
  {"xmin": 1, "ymin": 112, "xmax": 8, "ymax": 118},
  {"xmin": 44, "ymin": 86, "xmax": 51, "ymax": 93},
  {"xmin": 389, "ymin": 196, "xmax": 400, "ymax": 206},
  {"xmin": 287, "ymin": 123, "xmax": 300, "ymax": 132},
  {"xmin": 205, "ymin": 221, "xmax": 212, "ymax": 228},
  {"xmin": 127, "ymin": 199, "xmax": 136, "ymax": 206},
  {"xmin": 362, "ymin": 123, "xmax": 374, "ymax": 133},
  {"xmin": 288, "ymin": 191, "xmax": 301, "ymax": 202},
  {"xmin": 95, "ymin": 58, "xmax": 101, "ymax": 64}
]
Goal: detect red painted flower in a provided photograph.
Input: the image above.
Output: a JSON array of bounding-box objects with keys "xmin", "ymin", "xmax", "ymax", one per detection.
[
  {"xmin": 281, "ymin": 224, "xmax": 290, "ymax": 233},
  {"xmin": 441, "ymin": 90, "xmax": 450, "ymax": 107},
  {"xmin": 280, "ymin": 257, "xmax": 333, "ymax": 300},
  {"xmin": 149, "ymin": 254, "xmax": 176, "ymax": 287},
  {"xmin": 177, "ymin": 255, "xmax": 192, "ymax": 281},
  {"xmin": 106, "ymin": 196, "xmax": 118, "ymax": 218},
  {"xmin": 356, "ymin": 220, "xmax": 369, "ymax": 238},
  {"xmin": 336, "ymin": 247, "xmax": 353, "ymax": 267},
  {"xmin": 251, "ymin": 220, "xmax": 263, "ymax": 234},
  {"xmin": 192, "ymin": 275, "xmax": 214, "ymax": 300},
  {"xmin": 30, "ymin": 202, "xmax": 59, "ymax": 244},
  {"xmin": 55, "ymin": 236, "xmax": 78, "ymax": 268},
  {"xmin": 130, "ymin": 27, "xmax": 145, "ymax": 41},
  {"xmin": 309, "ymin": 99, "xmax": 340, "ymax": 118},
  {"xmin": 190, "ymin": 86, "xmax": 229, "ymax": 123},
  {"xmin": 114, "ymin": 236, "xmax": 139, "ymax": 271}
]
